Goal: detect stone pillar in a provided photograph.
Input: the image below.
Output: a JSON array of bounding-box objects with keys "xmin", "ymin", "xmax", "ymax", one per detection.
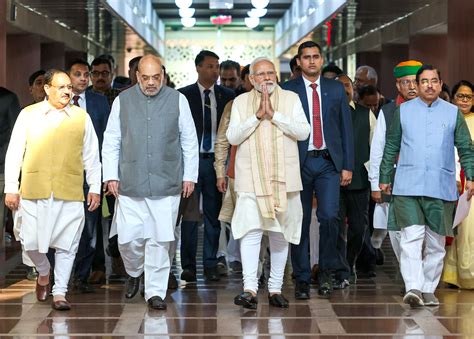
[
  {"xmin": 6, "ymin": 34, "xmax": 42, "ymax": 106},
  {"xmin": 447, "ymin": 0, "xmax": 474, "ymax": 87},
  {"xmin": 380, "ymin": 44, "xmax": 408, "ymax": 100},
  {"xmin": 41, "ymin": 42, "xmax": 65, "ymax": 70},
  {"xmin": 409, "ymin": 35, "xmax": 448, "ymax": 84}
]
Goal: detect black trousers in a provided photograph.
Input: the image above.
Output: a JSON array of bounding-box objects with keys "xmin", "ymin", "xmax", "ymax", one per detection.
[{"xmin": 335, "ymin": 188, "xmax": 370, "ymax": 280}]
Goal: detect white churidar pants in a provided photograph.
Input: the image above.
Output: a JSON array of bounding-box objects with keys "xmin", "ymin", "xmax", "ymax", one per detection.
[
  {"xmin": 26, "ymin": 225, "xmax": 81, "ymax": 296},
  {"xmin": 240, "ymin": 229, "xmax": 288, "ymax": 294},
  {"xmin": 400, "ymin": 224, "xmax": 445, "ymax": 293},
  {"xmin": 119, "ymin": 239, "xmax": 170, "ymax": 301}
]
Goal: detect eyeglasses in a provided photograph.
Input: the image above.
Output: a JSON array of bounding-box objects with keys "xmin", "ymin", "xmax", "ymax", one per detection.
[
  {"xmin": 455, "ymin": 93, "xmax": 473, "ymax": 101},
  {"xmin": 49, "ymin": 84, "xmax": 73, "ymax": 91},
  {"xmin": 253, "ymin": 71, "xmax": 276, "ymax": 78},
  {"xmin": 399, "ymin": 79, "xmax": 417, "ymax": 87},
  {"xmin": 91, "ymin": 71, "xmax": 111, "ymax": 78},
  {"xmin": 419, "ymin": 79, "xmax": 440, "ymax": 86}
]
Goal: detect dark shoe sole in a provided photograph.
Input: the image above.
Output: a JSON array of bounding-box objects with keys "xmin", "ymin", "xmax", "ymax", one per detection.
[{"xmin": 234, "ymin": 296, "xmax": 257, "ymax": 309}]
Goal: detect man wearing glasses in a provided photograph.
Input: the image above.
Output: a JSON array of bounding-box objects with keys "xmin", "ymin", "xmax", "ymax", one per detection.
[
  {"xmin": 90, "ymin": 57, "xmax": 120, "ymax": 107},
  {"xmin": 369, "ymin": 60, "xmax": 422, "ymax": 281},
  {"xmin": 4, "ymin": 69, "xmax": 101, "ymax": 310},
  {"xmin": 379, "ymin": 64, "xmax": 474, "ymax": 308}
]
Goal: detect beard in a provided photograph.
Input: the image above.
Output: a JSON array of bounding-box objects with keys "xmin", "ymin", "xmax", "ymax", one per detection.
[{"xmin": 255, "ymin": 81, "xmax": 276, "ymax": 94}]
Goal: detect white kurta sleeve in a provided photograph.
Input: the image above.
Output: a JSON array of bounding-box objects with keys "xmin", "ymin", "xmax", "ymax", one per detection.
[
  {"xmin": 226, "ymin": 102, "xmax": 260, "ymax": 145},
  {"xmin": 102, "ymin": 97, "xmax": 121, "ymax": 182},
  {"xmin": 4, "ymin": 109, "xmax": 28, "ymax": 194},
  {"xmin": 271, "ymin": 100, "xmax": 310, "ymax": 141},
  {"xmin": 369, "ymin": 110, "xmax": 387, "ymax": 191},
  {"xmin": 178, "ymin": 93, "xmax": 199, "ymax": 183},
  {"xmin": 83, "ymin": 114, "xmax": 102, "ymax": 194},
  {"xmin": 369, "ymin": 110, "xmax": 377, "ymax": 145}
]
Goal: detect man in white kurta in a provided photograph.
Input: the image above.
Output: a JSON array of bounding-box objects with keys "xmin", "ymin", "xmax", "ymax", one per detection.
[
  {"xmin": 227, "ymin": 57, "xmax": 310, "ymax": 309},
  {"xmin": 102, "ymin": 55, "xmax": 198, "ymax": 310},
  {"xmin": 4, "ymin": 70, "xmax": 101, "ymax": 310}
]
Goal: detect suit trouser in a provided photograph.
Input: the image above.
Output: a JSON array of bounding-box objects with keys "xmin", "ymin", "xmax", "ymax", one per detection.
[
  {"xmin": 26, "ymin": 226, "xmax": 82, "ymax": 296},
  {"xmin": 356, "ymin": 199, "xmax": 377, "ymax": 273},
  {"xmin": 181, "ymin": 155, "xmax": 222, "ymax": 270},
  {"xmin": 336, "ymin": 188, "xmax": 370, "ymax": 279},
  {"xmin": 292, "ymin": 154, "xmax": 340, "ymax": 285},
  {"xmin": 0, "ymin": 173, "xmax": 4, "ymax": 235},
  {"xmin": 400, "ymin": 225, "xmax": 445, "ymax": 293},
  {"xmin": 73, "ymin": 186, "xmax": 100, "ymax": 282},
  {"xmin": 119, "ymin": 238, "xmax": 170, "ymax": 300}
]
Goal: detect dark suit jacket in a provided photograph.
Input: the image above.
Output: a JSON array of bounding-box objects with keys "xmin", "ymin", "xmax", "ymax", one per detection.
[
  {"xmin": 178, "ymin": 83, "xmax": 235, "ymax": 147},
  {"xmin": 282, "ymin": 76, "xmax": 354, "ymax": 172},
  {"xmin": 85, "ymin": 90, "xmax": 110, "ymax": 150},
  {"xmin": 0, "ymin": 88, "xmax": 21, "ymax": 173}
]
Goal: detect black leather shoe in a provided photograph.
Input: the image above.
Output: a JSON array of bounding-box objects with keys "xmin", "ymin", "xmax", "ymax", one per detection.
[
  {"xmin": 295, "ymin": 281, "xmax": 310, "ymax": 300},
  {"xmin": 333, "ymin": 279, "xmax": 350, "ymax": 290},
  {"xmin": 318, "ymin": 282, "xmax": 332, "ymax": 298},
  {"xmin": 73, "ymin": 280, "xmax": 95, "ymax": 293},
  {"xmin": 148, "ymin": 296, "xmax": 167, "ymax": 310},
  {"xmin": 180, "ymin": 269, "xmax": 197, "ymax": 282},
  {"xmin": 204, "ymin": 267, "xmax": 220, "ymax": 281},
  {"xmin": 125, "ymin": 276, "xmax": 141, "ymax": 299},
  {"xmin": 234, "ymin": 291, "xmax": 258, "ymax": 309},
  {"xmin": 268, "ymin": 294, "xmax": 289, "ymax": 308},
  {"xmin": 168, "ymin": 272, "xmax": 178, "ymax": 290}
]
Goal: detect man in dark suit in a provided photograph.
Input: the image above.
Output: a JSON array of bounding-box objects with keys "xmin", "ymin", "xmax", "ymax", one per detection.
[
  {"xmin": 282, "ymin": 41, "xmax": 354, "ymax": 299},
  {"xmin": 179, "ymin": 50, "xmax": 235, "ymax": 282},
  {"xmin": 0, "ymin": 87, "xmax": 21, "ymax": 235},
  {"xmin": 68, "ymin": 59, "xmax": 110, "ymax": 292}
]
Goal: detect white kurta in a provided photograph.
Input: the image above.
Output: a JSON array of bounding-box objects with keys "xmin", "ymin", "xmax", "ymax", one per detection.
[
  {"xmin": 4, "ymin": 101, "xmax": 102, "ymax": 253},
  {"xmin": 102, "ymin": 91, "xmax": 199, "ymax": 244},
  {"xmin": 226, "ymin": 89, "xmax": 309, "ymax": 245}
]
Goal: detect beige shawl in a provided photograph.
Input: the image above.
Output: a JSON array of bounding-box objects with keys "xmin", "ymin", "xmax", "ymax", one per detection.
[{"xmin": 246, "ymin": 86, "xmax": 287, "ymax": 219}]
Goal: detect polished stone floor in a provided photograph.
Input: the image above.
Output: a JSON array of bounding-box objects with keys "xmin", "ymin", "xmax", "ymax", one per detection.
[{"xmin": 1, "ymin": 239, "xmax": 474, "ymax": 338}]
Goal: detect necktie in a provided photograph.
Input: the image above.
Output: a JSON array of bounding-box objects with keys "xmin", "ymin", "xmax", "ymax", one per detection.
[
  {"xmin": 72, "ymin": 95, "xmax": 80, "ymax": 107},
  {"xmin": 203, "ymin": 89, "xmax": 212, "ymax": 152},
  {"xmin": 310, "ymin": 83, "xmax": 323, "ymax": 148}
]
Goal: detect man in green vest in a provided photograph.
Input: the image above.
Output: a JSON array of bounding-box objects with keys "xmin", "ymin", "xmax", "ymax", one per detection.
[
  {"xmin": 335, "ymin": 74, "xmax": 376, "ymax": 286},
  {"xmin": 369, "ymin": 60, "xmax": 422, "ymax": 266},
  {"xmin": 4, "ymin": 69, "xmax": 101, "ymax": 310}
]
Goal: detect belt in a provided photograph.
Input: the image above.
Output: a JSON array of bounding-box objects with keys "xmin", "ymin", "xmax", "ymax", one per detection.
[
  {"xmin": 199, "ymin": 152, "xmax": 214, "ymax": 159},
  {"xmin": 307, "ymin": 149, "xmax": 329, "ymax": 158}
]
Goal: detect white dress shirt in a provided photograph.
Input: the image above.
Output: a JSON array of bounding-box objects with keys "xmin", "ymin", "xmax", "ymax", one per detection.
[
  {"xmin": 302, "ymin": 75, "xmax": 326, "ymax": 151},
  {"xmin": 197, "ymin": 82, "xmax": 217, "ymax": 153},
  {"xmin": 70, "ymin": 91, "xmax": 87, "ymax": 110},
  {"xmin": 102, "ymin": 92, "xmax": 199, "ymax": 184}
]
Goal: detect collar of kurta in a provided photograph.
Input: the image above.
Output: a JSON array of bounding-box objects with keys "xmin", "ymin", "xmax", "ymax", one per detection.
[{"xmin": 42, "ymin": 100, "xmax": 72, "ymax": 116}]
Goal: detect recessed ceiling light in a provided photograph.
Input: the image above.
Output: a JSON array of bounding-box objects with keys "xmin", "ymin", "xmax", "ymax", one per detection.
[
  {"xmin": 175, "ymin": 0, "xmax": 193, "ymax": 9},
  {"xmin": 247, "ymin": 8, "xmax": 267, "ymax": 18},
  {"xmin": 181, "ymin": 17, "xmax": 196, "ymax": 27},
  {"xmin": 245, "ymin": 17, "xmax": 260, "ymax": 29},
  {"xmin": 251, "ymin": 0, "xmax": 270, "ymax": 9},
  {"xmin": 179, "ymin": 7, "xmax": 195, "ymax": 18}
]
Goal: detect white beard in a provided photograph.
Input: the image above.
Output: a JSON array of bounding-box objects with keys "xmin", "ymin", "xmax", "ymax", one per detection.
[{"xmin": 255, "ymin": 81, "xmax": 276, "ymax": 94}]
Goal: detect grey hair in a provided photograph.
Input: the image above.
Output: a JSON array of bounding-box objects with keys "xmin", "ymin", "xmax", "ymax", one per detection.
[
  {"xmin": 357, "ymin": 65, "xmax": 378, "ymax": 84},
  {"xmin": 249, "ymin": 57, "xmax": 273, "ymax": 75}
]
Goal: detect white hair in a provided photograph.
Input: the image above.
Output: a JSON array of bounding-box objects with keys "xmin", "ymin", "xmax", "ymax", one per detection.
[
  {"xmin": 357, "ymin": 65, "xmax": 378, "ymax": 84},
  {"xmin": 249, "ymin": 57, "xmax": 273, "ymax": 75}
]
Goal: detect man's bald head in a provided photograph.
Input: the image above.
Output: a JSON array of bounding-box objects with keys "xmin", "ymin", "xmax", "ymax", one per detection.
[{"xmin": 137, "ymin": 54, "xmax": 164, "ymax": 96}]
